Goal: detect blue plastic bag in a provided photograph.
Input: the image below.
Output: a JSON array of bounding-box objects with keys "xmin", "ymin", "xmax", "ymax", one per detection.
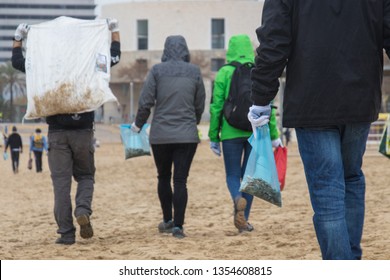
[
  {"xmin": 120, "ymin": 124, "xmax": 151, "ymax": 159},
  {"xmin": 3, "ymin": 152, "xmax": 8, "ymax": 160},
  {"xmin": 239, "ymin": 125, "xmax": 282, "ymax": 207}
]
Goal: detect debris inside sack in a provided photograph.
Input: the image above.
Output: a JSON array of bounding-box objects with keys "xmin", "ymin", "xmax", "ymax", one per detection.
[{"xmin": 240, "ymin": 176, "xmax": 282, "ymax": 207}]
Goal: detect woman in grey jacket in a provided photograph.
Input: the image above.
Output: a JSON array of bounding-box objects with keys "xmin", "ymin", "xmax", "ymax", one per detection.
[{"xmin": 133, "ymin": 35, "xmax": 205, "ymax": 238}]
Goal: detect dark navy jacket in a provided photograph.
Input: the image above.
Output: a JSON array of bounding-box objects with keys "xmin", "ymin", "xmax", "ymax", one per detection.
[{"xmin": 251, "ymin": 0, "xmax": 390, "ymax": 127}]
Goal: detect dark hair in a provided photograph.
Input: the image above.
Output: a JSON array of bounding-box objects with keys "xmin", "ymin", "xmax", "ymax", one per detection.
[
  {"xmin": 12, "ymin": 126, "xmax": 17, "ymax": 132},
  {"xmin": 35, "ymin": 128, "xmax": 41, "ymax": 133}
]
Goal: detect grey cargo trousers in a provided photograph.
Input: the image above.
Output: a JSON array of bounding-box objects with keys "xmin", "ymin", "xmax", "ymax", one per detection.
[{"xmin": 48, "ymin": 129, "xmax": 95, "ymax": 238}]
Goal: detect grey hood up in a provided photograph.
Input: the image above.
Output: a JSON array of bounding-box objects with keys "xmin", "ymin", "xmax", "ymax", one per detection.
[{"xmin": 135, "ymin": 35, "xmax": 206, "ymax": 144}]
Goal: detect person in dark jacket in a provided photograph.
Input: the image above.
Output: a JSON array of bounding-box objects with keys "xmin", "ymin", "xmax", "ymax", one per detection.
[
  {"xmin": 12, "ymin": 19, "xmax": 121, "ymax": 245},
  {"xmin": 4, "ymin": 126, "xmax": 23, "ymax": 174},
  {"xmin": 248, "ymin": 0, "xmax": 390, "ymax": 260},
  {"xmin": 132, "ymin": 35, "xmax": 205, "ymax": 239}
]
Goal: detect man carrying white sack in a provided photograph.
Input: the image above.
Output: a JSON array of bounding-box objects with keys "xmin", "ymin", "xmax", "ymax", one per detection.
[{"xmin": 11, "ymin": 18, "xmax": 121, "ymax": 245}]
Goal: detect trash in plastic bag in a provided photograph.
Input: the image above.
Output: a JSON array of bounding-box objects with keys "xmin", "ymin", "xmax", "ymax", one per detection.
[
  {"xmin": 120, "ymin": 124, "xmax": 151, "ymax": 159},
  {"xmin": 274, "ymin": 146, "xmax": 288, "ymax": 191},
  {"xmin": 28, "ymin": 158, "xmax": 33, "ymax": 170},
  {"xmin": 239, "ymin": 125, "xmax": 282, "ymax": 207},
  {"xmin": 24, "ymin": 16, "xmax": 117, "ymax": 119},
  {"xmin": 3, "ymin": 152, "xmax": 8, "ymax": 161},
  {"xmin": 379, "ymin": 116, "xmax": 390, "ymax": 159}
]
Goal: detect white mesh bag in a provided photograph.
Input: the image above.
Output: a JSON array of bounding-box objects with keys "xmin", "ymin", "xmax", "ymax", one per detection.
[{"xmin": 24, "ymin": 16, "xmax": 117, "ymax": 119}]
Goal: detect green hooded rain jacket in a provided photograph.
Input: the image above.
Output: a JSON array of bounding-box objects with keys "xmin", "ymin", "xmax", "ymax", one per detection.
[{"xmin": 208, "ymin": 34, "xmax": 279, "ymax": 142}]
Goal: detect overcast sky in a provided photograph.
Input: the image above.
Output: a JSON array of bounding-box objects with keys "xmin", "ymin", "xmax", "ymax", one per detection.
[{"xmin": 95, "ymin": 0, "xmax": 137, "ymax": 15}]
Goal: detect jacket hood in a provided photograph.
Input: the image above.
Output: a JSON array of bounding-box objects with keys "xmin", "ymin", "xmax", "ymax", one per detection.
[
  {"xmin": 161, "ymin": 35, "xmax": 190, "ymax": 62},
  {"xmin": 226, "ymin": 34, "xmax": 255, "ymax": 63}
]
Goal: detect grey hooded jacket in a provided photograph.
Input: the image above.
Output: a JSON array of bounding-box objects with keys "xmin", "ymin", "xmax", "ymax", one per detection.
[{"xmin": 135, "ymin": 35, "xmax": 206, "ymax": 144}]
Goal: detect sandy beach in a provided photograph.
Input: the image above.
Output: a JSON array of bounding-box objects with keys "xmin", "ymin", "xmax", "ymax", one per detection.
[{"xmin": 0, "ymin": 123, "xmax": 389, "ymax": 260}]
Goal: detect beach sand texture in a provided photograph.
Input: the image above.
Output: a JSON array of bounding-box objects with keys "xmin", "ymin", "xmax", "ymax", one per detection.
[{"xmin": 0, "ymin": 124, "xmax": 389, "ymax": 260}]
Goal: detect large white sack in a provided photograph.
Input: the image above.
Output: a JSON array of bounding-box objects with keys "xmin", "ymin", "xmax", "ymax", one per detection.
[{"xmin": 24, "ymin": 16, "xmax": 117, "ymax": 119}]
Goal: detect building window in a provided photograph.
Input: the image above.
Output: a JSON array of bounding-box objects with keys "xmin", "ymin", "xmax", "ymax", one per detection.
[
  {"xmin": 211, "ymin": 19, "xmax": 224, "ymax": 49},
  {"xmin": 211, "ymin": 58, "xmax": 225, "ymax": 72},
  {"xmin": 137, "ymin": 19, "xmax": 148, "ymax": 50}
]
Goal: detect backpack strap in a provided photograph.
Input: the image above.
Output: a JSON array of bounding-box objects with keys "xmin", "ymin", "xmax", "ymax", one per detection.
[{"xmin": 225, "ymin": 61, "xmax": 254, "ymax": 68}]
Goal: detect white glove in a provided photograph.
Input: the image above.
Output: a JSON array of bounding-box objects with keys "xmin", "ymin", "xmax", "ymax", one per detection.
[
  {"xmin": 131, "ymin": 122, "xmax": 140, "ymax": 133},
  {"xmin": 210, "ymin": 142, "xmax": 221, "ymax": 157},
  {"xmin": 107, "ymin": 18, "xmax": 119, "ymax": 32},
  {"xmin": 247, "ymin": 104, "xmax": 271, "ymax": 127},
  {"xmin": 14, "ymin": 23, "xmax": 30, "ymax": 41},
  {"xmin": 272, "ymin": 138, "xmax": 283, "ymax": 148},
  {"xmin": 247, "ymin": 104, "xmax": 271, "ymax": 138}
]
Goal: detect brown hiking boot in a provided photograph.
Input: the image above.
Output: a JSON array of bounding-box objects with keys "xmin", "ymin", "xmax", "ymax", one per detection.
[
  {"xmin": 76, "ymin": 214, "xmax": 93, "ymax": 239},
  {"xmin": 234, "ymin": 197, "xmax": 247, "ymax": 231}
]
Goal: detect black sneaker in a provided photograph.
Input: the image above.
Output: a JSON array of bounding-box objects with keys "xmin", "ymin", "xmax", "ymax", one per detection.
[
  {"xmin": 158, "ymin": 220, "xmax": 174, "ymax": 233},
  {"xmin": 55, "ymin": 236, "xmax": 75, "ymax": 245},
  {"xmin": 76, "ymin": 214, "xmax": 93, "ymax": 239},
  {"xmin": 172, "ymin": 227, "xmax": 186, "ymax": 239}
]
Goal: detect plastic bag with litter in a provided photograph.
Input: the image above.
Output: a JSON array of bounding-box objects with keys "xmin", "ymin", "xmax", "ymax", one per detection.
[
  {"xmin": 120, "ymin": 124, "xmax": 151, "ymax": 159},
  {"xmin": 239, "ymin": 125, "xmax": 282, "ymax": 207}
]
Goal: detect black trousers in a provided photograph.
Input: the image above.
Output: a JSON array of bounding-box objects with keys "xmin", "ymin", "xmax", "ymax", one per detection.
[
  {"xmin": 151, "ymin": 143, "xmax": 198, "ymax": 227},
  {"xmin": 10, "ymin": 150, "xmax": 20, "ymax": 173},
  {"xmin": 33, "ymin": 150, "xmax": 43, "ymax": 172}
]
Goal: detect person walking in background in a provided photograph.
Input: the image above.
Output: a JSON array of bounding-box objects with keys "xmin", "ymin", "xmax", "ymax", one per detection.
[
  {"xmin": 4, "ymin": 126, "xmax": 23, "ymax": 174},
  {"xmin": 11, "ymin": 19, "xmax": 121, "ymax": 245},
  {"xmin": 29, "ymin": 128, "xmax": 48, "ymax": 173},
  {"xmin": 132, "ymin": 35, "xmax": 205, "ymax": 239},
  {"xmin": 248, "ymin": 0, "xmax": 389, "ymax": 259},
  {"xmin": 208, "ymin": 34, "xmax": 281, "ymax": 233}
]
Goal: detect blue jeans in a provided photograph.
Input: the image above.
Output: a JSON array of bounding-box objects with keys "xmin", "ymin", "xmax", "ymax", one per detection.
[
  {"xmin": 295, "ymin": 123, "xmax": 370, "ymax": 260},
  {"xmin": 222, "ymin": 137, "xmax": 253, "ymax": 220}
]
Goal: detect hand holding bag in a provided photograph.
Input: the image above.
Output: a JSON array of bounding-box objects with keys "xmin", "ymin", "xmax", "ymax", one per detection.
[{"xmin": 120, "ymin": 124, "xmax": 151, "ymax": 159}]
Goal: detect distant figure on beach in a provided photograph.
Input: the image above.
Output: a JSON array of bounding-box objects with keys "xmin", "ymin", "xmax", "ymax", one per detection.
[
  {"xmin": 283, "ymin": 128, "xmax": 291, "ymax": 147},
  {"xmin": 29, "ymin": 128, "xmax": 48, "ymax": 173},
  {"xmin": 4, "ymin": 126, "xmax": 23, "ymax": 174},
  {"xmin": 11, "ymin": 19, "xmax": 121, "ymax": 245},
  {"xmin": 132, "ymin": 35, "xmax": 205, "ymax": 239},
  {"xmin": 208, "ymin": 34, "xmax": 281, "ymax": 233},
  {"xmin": 249, "ymin": 0, "xmax": 388, "ymax": 259}
]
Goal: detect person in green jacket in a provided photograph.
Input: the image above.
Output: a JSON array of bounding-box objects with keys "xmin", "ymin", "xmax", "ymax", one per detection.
[{"xmin": 208, "ymin": 34, "xmax": 282, "ymax": 232}]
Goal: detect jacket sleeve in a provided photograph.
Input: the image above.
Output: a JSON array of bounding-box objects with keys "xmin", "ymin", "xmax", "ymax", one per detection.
[
  {"xmin": 194, "ymin": 69, "xmax": 206, "ymax": 124},
  {"xmin": 29, "ymin": 136, "xmax": 33, "ymax": 152},
  {"xmin": 384, "ymin": 0, "xmax": 390, "ymax": 58},
  {"xmin": 208, "ymin": 66, "xmax": 231, "ymax": 142},
  {"xmin": 12, "ymin": 47, "xmax": 26, "ymax": 73},
  {"xmin": 251, "ymin": 0, "xmax": 292, "ymax": 106},
  {"xmin": 135, "ymin": 68, "xmax": 157, "ymax": 128},
  {"xmin": 269, "ymin": 107, "xmax": 280, "ymax": 140},
  {"xmin": 43, "ymin": 136, "xmax": 48, "ymax": 152},
  {"xmin": 110, "ymin": 41, "xmax": 121, "ymax": 67}
]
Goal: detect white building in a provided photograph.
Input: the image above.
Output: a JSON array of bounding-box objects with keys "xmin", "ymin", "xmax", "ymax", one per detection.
[{"xmin": 99, "ymin": 0, "xmax": 265, "ymax": 123}]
